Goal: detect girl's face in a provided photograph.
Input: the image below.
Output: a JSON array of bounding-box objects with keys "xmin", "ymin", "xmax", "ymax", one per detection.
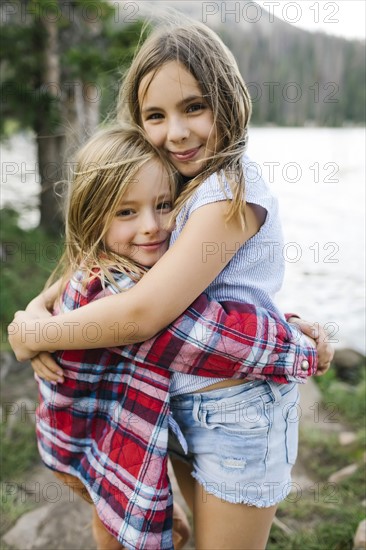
[
  {"xmin": 139, "ymin": 61, "xmax": 219, "ymax": 178},
  {"xmin": 105, "ymin": 159, "xmax": 172, "ymax": 268}
]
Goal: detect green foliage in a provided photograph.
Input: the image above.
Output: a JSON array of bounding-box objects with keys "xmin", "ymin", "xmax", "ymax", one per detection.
[
  {"xmin": 0, "ymin": 21, "xmax": 48, "ymax": 134},
  {"xmin": 268, "ymin": 445, "xmax": 365, "ymax": 549},
  {"xmin": 0, "ymin": 422, "xmax": 39, "ymax": 483},
  {"xmin": 0, "ymin": 420, "xmax": 40, "ymax": 537},
  {"xmin": 267, "ymin": 372, "xmax": 366, "ymax": 550},
  {"xmin": 269, "ymin": 503, "xmax": 364, "ymax": 550},
  {"xmin": 315, "ymin": 368, "xmax": 366, "ymax": 429},
  {"xmin": 0, "ymin": 0, "xmax": 144, "ymax": 138},
  {"xmin": 221, "ymin": 24, "xmax": 365, "ymax": 126},
  {"xmin": 0, "ymin": 208, "xmax": 62, "ymax": 346}
]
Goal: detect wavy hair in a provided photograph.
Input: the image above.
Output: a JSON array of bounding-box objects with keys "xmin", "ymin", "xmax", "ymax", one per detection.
[
  {"xmin": 48, "ymin": 125, "xmax": 176, "ymax": 294},
  {"xmin": 117, "ymin": 17, "xmax": 252, "ymax": 226}
]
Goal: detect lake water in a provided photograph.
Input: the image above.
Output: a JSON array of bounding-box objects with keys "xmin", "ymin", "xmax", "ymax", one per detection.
[{"xmin": 1, "ymin": 128, "xmax": 365, "ymax": 353}]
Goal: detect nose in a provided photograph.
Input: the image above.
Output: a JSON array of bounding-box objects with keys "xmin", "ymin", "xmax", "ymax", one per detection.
[
  {"xmin": 167, "ymin": 115, "xmax": 189, "ymax": 143},
  {"xmin": 141, "ymin": 209, "xmax": 159, "ymax": 234}
]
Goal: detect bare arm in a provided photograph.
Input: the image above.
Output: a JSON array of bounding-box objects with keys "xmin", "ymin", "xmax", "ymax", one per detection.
[
  {"xmin": 23, "ymin": 280, "xmax": 63, "ymax": 380},
  {"xmin": 25, "ymin": 281, "xmax": 61, "ymax": 316},
  {"xmin": 9, "ymin": 202, "xmax": 260, "ymax": 359}
]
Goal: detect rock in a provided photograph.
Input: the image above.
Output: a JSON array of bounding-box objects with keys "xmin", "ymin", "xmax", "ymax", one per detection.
[
  {"xmin": 2, "ymin": 498, "xmax": 95, "ymax": 550},
  {"xmin": 2, "ymin": 466, "xmax": 95, "ymax": 549},
  {"xmin": 353, "ymin": 519, "xmax": 366, "ymax": 550},
  {"xmin": 2, "ymin": 506, "xmax": 50, "ymax": 549},
  {"xmin": 332, "ymin": 348, "xmax": 365, "ymax": 384},
  {"xmin": 298, "ymin": 378, "xmax": 322, "ymax": 424},
  {"xmin": 298, "ymin": 379, "xmax": 342, "ymax": 433},
  {"xmin": 1, "ymin": 463, "xmax": 194, "ymax": 550},
  {"xmin": 272, "ymin": 516, "xmax": 294, "ymax": 536},
  {"xmin": 339, "ymin": 431, "xmax": 358, "ymax": 446},
  {"xmin": 328, "ymin": 463, "xmax": 358, "ymax": 483}
]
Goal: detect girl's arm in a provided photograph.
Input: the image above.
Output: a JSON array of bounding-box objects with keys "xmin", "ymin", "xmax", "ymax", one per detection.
[
  {"xmin": 9, "ymin": 201, "xmax": 258, "ymax": 359},
  {"xmin": 8, "ymin": 200, "xmax": 334, "ymax": 373},
  {"xmin": 25, "ymin": 281, "xmax": 60, "ymax": 316},
  {"xmin": 24, "ymin": 281, "xmax": 64, "ymax": 380},
  {"xmin": 110, "ymin": 295, "xmax": 319, "ymax": 383}
]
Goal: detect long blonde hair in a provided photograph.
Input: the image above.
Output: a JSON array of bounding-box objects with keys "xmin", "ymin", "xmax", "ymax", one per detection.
[
  {"xmin": 49, "ymin": 125, "xmax": 175, "ymax": 293},
  {"xmin": 117, "ymin": 18, "xmax": 252, "ymax": 226}
]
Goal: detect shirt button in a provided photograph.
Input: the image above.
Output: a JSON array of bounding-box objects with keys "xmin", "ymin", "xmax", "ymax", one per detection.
[{"xmin": 301, "ymin": 360, "xmax": 309, "ymax": 371}]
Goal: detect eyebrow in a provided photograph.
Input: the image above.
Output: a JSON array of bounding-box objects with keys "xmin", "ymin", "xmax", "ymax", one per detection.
[
  {"xmin": 118, "ymin": 194, "xmax": 171, "ymax": 206},
  {"xmin": 141, "ymin": 95, "xmax": 205, "ymax": 114}
]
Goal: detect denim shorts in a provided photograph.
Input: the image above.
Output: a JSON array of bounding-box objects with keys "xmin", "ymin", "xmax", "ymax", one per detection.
[{"xmin": 168, "ymin": 380, "xmax": 300, "ymax": 507}]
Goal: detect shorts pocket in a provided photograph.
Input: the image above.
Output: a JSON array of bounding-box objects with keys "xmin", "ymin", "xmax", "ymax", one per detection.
[{"xmin": 204, "ymin": 394, "xmax": 270, "ymax": 434}]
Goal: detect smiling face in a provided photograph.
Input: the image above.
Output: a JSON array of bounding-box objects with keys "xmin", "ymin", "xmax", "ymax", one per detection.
[
  {"xmin": 139, "ymin": 61, "xmax": 219, "ymax": 178},
  {"xmin": 105, "ymin": 159, "xmax": 172, "ymax": 268}
]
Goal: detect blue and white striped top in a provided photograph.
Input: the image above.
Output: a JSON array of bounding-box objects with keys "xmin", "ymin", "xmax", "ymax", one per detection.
[{"xmin": 169, "ymin": 154, "xmax": 286, "ymax": 396}]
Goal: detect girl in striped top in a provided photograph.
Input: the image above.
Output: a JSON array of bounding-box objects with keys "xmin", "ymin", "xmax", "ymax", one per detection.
[{"xmin": 9, "ymin": 18, "xmax": 333, "ymax": 550}]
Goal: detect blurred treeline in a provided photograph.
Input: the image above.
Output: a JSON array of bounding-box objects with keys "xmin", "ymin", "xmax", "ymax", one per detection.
[
  {"xmin": 0, "ymin": 1, "xmax": 365, "ymax": 334},
  {"xmin": 1, "ymin": 0, "xmax": 145, "ymax": 234},
  {"xmin": 1, "ymin": 1, "xmax": 365, "ymax": 233},
  {"xmin": 220, "ymin": 18, "xmax": 365, "ymax": 127},
  {"xmin": 1, "ymin": 0, "xmax": 145, "ymax": 338}
]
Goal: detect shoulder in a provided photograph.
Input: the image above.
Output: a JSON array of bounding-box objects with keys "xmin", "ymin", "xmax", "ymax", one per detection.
[
  {"xmin": 186, "ymin": 154, "xmax": 274, "ymax": 211},
  {"xmin": 242, "ymin": 154, "xmax": 280, "ymax": 225}
]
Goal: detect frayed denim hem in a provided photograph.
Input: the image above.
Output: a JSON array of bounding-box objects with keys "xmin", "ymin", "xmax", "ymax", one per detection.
[{"xmin": 191, "ymin": 470, "xmax": 294, "ymax": 508}]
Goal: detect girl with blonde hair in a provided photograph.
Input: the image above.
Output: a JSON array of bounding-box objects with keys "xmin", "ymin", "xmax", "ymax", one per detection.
[{"xmin": 10, "ymin": 19, "xmax": 332, "ymax": 550}]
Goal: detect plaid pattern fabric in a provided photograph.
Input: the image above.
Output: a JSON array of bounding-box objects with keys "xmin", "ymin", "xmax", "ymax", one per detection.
[{"xmin": 36, "ymin": 272, "xmax": 317, "ymax": 550}]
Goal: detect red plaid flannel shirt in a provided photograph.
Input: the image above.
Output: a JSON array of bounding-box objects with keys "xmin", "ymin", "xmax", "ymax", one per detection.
[{"xmin": 36, "ymin": 271, "xmax": 317, "ymax": 549}]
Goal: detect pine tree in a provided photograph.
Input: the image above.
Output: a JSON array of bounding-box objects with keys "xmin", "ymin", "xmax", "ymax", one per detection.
[{"xmin": 1, "ymin": 0, "xmax": 144, "ymax": 234}]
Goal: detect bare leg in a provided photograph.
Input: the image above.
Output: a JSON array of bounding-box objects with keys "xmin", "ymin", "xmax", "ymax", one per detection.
[
  {"xmin": 194, "ymin": 481, "xmax": 277, "ymax": 550},
  {"xmin": 172, "ymin": 501, "xmax": 191, "ymax": 549},
  {"xmin": 170, "ymin": 457, "xmax": 195, "ymax": 513},
  {"xmin": 170, "ymin": 457, "xmax": 195, "ymax": 548},
  {"xmin": 92, "ymin": 508, "xmax": 126, "ymax": 550}
]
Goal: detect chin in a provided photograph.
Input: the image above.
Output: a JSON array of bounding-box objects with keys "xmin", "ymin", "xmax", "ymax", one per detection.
[{"xmin": 178, "ymin": 165, "xmax": 202, "ymax": 178}]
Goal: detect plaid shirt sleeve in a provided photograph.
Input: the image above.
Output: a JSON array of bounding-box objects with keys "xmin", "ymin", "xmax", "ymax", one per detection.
[{"xmin": 109, "ymin": 292, "xmax": 317, "ymax": 384}]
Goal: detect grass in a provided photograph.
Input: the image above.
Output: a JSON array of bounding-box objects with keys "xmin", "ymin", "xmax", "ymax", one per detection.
[
  {"xmin": 0, "ymin": 421, "xmax": 41, "ymax": 538},
  {"xmin": 315, "ymin": 367, "xmax": 366, "ymax": 430},
  {"xmin": 1, "ymin": 208, "xmax": 56, "ymax": 537},
  {"xmin": 0, "ymin": 207, "xmax": 62, "ymax": 349},
  {"xmin": 0, "ymin": 422, "xmax": 39, "ymax": 483},
  {"xmin": 267, "ymin": 368, "xmax": 366, "ymax": 550}
]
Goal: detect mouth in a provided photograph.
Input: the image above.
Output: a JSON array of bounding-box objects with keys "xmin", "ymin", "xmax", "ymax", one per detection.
[
  {"xmin": 169, "ymin": 146, "xmax": 201, "ymax": 162},
  {"xmin": 133, "ymin": 239, "xmax": 168, "ymax": 251}
]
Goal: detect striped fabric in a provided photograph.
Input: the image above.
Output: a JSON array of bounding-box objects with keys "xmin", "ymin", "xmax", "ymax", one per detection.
[
  {"xmin": 36, "ymin": 271, "xmax": 317, "ymax": 550},
  {"xmin": 170, "ymin": 153, "xmax": 290, "ymax": 394}
]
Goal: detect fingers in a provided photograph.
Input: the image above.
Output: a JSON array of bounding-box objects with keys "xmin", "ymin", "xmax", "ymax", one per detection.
[
  {"xmin": 288, "ymin": 317, "xmax": 334, "ymax": 377},
  {"xmin": 315, "ymin": 362, "xmax": 331, "ymax": 376},
  {"xmin": 315, "ymin": 328, "xmax": 334, "ymax": 376},
  {"xmin": 289, "ymin": 318, "xmax": 319, "ymax": 341},
  {"xmin": 8, "ymin": 329, "xmax": 37, "ymax": 363},
  {"xmin": 14, "ymin": 310, "xmax": 26, "ymax": 319},
  {"xmin": 31, "ymin": 352, "xmax": 64, "ymax": 384}
]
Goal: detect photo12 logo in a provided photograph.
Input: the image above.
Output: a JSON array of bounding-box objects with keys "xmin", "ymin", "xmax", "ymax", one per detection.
[
  {"xmin": 1, "ymin": 1, "xmax": 140, "ymax": 24},
  {"xmin": 201, "ymin": 2, "xmax": 340, "ymax": 26}
]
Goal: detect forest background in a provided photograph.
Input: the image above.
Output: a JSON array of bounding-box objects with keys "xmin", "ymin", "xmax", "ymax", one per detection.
[{"xmin": 1, "ymin": 2, "xmax": 365, "ymax": 549}]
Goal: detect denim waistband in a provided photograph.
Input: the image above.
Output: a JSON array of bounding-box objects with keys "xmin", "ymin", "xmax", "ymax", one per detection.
[{"xmin": 170, "ymin": 380, "xmax": 296, "ymax": 410}]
